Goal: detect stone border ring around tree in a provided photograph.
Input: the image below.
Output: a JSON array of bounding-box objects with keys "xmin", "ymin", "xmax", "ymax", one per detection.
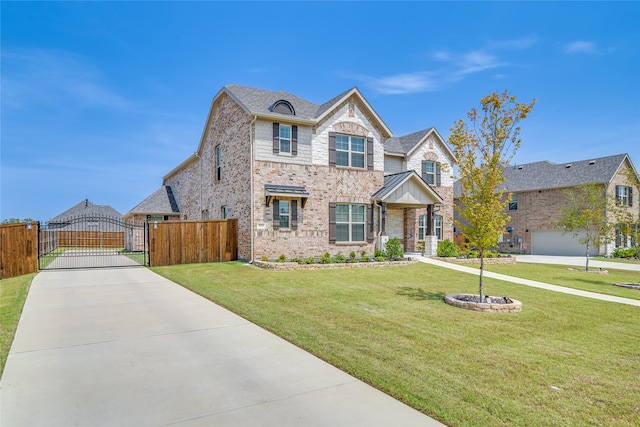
[{"xmin": 445, "ymin": 294, "xmax": 523, "ymax": 313}]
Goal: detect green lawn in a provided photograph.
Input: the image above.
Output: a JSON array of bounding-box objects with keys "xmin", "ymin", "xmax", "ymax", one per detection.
[
  {"xmin": 480, "ymin": 262, "xmax": 640, "ymax": 300},
  {"xmin": 0, "ymin": 273, "xmax": 35, "ymax": 376},
  {"xmin": 153, "ymin": 262, "xmax": 640, "ymax": 427}
]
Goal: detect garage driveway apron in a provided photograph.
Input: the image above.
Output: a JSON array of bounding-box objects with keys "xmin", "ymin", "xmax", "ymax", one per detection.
[{"xmin": 1, "ymin": 267, "xmax": 442, "ymax": 427}]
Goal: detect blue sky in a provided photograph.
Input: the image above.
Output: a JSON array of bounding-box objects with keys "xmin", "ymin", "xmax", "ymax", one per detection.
[{"xmin": 2, "ymin": 1, "xmax": 639, "ymax": 221}]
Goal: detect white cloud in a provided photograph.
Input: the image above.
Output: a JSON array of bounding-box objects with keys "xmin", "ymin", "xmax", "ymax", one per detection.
[
  {"xmin": 564, "ymin": 40, "xmax": 598, "ymax": 54},
  {"xmin": 351, "ymin": 37, "xmax": 534, "ymax": 95},
  {"xmin": 365, "ymin": 72, "xmax": 440, "ymax": 95}
]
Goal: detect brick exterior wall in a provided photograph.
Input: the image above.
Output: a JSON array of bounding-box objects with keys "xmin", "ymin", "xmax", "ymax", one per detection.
[
  {"xmin": 253, "ymin": 162, "xmax": 383, "ymax": 260},
  {"xmin": 164, "ymin": 93, "xmax": 253, "ymax": 258}
]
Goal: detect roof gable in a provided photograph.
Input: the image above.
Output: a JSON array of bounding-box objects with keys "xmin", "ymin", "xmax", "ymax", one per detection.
[
  {"xmin": 385, "ymin": 128, "xmax": 456, "ymax": 162},
  {"xmin": 126, "ymin": 186, "xmax": 180, "ymax": 216},
  {"xmin": 48, "ymin": 199, "xmax": 122, "ymax": 223},
  {"xmin": 372, "ymin": 170, "xmax": 444, "ymax": 205}
]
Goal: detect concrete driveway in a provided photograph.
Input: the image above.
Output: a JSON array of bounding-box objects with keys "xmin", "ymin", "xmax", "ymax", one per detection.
[
  {"xmin": 515, "ymin": 255, "xmax": 640, "ymax": 272},
  {"xmin": 0, "ymin": 267, "xmax": 443, "ymax": 427}
]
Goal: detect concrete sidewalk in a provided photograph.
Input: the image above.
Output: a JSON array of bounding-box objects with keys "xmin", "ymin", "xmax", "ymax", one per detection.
[
  {"xmin": 515, "ymin": 255, "xmax": 640, "ymax": 272},
  {"xmin": 417, "ymin": 256, "xmax": 640, "ymax": 307},
  {"xmin": 0, "ymin": 267, "xmax": 443, "ymax": 427}
]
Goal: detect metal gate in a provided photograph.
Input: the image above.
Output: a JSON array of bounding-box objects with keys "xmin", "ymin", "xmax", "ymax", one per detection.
[{"xmin": 38, "ymin": 215, "xmax": 149, "ymax": 270}]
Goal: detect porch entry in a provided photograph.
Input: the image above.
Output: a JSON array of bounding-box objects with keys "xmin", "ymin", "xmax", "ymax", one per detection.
[{"xmin": 38, "ymin": 215, "xmax": 149, "ymax": 270}]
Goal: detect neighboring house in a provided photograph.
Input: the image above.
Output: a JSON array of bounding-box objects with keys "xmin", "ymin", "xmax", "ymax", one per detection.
[
  {"xmin": 123, "ymin": 186, "xmax": 181, "ymax": 224},
  {"xmin": 47, "ymin": 199, "xmax": 122, "ymax": 229},
  {"xmin": 131, "ymin": 84, "xmax": 455, "ymax": 260},
  {"xmin": 454, "ymin": 153, "xmax": 639, "ymax": 256}
]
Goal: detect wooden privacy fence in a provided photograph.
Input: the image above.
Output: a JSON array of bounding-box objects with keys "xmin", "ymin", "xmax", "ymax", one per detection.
[
  {"xmin": 0, "ymin": 222, "xmax": 38, "ymax": 279},
  {"xmin": 58, "ymin": 230, "xmax": 124, "ymax": 248},
  {"xmin": 149, "ymin": 219, "xmax": 238, "ymax": 267}
]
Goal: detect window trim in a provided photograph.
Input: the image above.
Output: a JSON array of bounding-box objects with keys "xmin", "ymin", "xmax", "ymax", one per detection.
[
  {"xmin": 434, "ymin": 215, "xmax": 442, "ymax": 240},
  {"xmin": 335, "ymin": 134, "xmax": 366, "ymax": 169},
  {"xmin": 221, "ymin": 206, "xmax": 227, "ymax": 219},
  {"xmin": 508, "ymin": 193, "xmax": 518, "ymax": 211},
  {"xmin": 335, "ymin": 203, "xmax": 366, "ymax": 243},
  {"xmin": 279, "ymin": 124, "xmax": 291, "ymax": 154}
]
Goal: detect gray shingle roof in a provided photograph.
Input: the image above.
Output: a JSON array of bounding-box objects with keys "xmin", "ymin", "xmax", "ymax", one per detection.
[
  {"xmin": 225, "ymin": 85, "xmax": 322, "ymax": 120},
  {"xmin": 384, "ymin": 128, "xmax": 434, "ymax": 155},
  {"xmin": 126, "ymin": 186, "xmax": 180, "ymax": 215},
  {"xmin": 48, "ymin": 199, "xmax": 122, "ymax": 223},
  {"xmin": 501, "ymin": 153, "xmax": 628, "ymax": 192},
  {"xmin": 454, "ymin": 153, "xmax": 630, "ymax": 196}
]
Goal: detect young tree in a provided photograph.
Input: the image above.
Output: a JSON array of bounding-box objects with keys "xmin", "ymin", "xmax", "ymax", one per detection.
[
  {"xmin": 556, "ymin": 183, "xmax": 613, "ymax": 270},
  {"xmin": 450, "ymin": 90, "xmax": 536, "ymax": 301}
]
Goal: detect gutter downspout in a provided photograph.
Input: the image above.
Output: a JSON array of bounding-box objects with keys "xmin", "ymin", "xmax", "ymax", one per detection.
[{"xmin": 249, "ymin": 115, "xmax": 257, "ymax": 263}]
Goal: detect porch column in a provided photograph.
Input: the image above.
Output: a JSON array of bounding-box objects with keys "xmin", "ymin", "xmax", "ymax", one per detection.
[{"xmin": 426, "ymin": 205, "xmax": 434, "ymax": 236}]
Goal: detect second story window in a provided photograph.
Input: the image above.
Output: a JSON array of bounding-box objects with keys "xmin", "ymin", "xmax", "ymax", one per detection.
[
  {"xmin": 421, "ymin": 161, "xmax": 441, "ymax": 186},
  {"xmin": 221, "ymin": 205, "xmax": 227, "ymax": 219},
  {"xmin": 616, "ymin": 185, "xmax": 632, "ymax": 206},
  {"xmin": 423, "ymin": 161, "xmax": 436, "ymax": 185},
  {"xmin": 215, "ymin": 145, "xmax": 221, "ymax": 181},
  {"xmin": 508, "ymin": 194, "xmax": 518, "ymax": 210},
  {"xmin": 336, "ymin": 134, "xmax": 365, "ymax": 168},
  {"xmin": 272, "ymin": 123, "xmax": 297, "ymax": 155},
  {"xmin": 279, "ymin": 125, "xmax": 291, "ymax": 154}
]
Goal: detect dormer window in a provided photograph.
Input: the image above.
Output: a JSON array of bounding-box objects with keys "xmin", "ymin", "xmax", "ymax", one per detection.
[{"xmin": 270, "ymin": 100, "xmax": 295, "ymax": 115}]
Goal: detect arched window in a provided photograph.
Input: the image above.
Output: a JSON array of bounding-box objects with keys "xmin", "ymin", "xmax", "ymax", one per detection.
[{"xmin": 270, "ymin": 100, "xmax": 295, "ymax": 115}]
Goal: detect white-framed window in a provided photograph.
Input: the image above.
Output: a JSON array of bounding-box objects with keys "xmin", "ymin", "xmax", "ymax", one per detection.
[
  {"xmin": 221, "ymin": 206, "xmax": 227, "ymax": 219},
  {"xmin": 201, "ymin": 209, "xmax": 209, "ymax": 220},
  {"xmin": 215, "ymin": 145, "xmax": 221, "ymax": 181},
  {"xmin": 616, "ymin": 185, "xmax": 629, "ymax": 206},
  {"xmin": 336, "ymin": 134, "xmax": 365, "ymax": 168},
  {"xmin": 434, "ymin": 215, "xmax": 442, "ymax": 240},
  {"xmin": 418, "ymin": 214, "xmax": 427, "ymax": 240},
  {"xmin": 508, "ymin": 193, "xmax": 518, "ymax": 210},
  {"xmin": 336, "ymin": 204, "xmax": 365, "ymax": 242},
  {"xmin": 418, "ymin": 214, "xmax": 443, "ymax": 240},
  {"xmin": 279, "ymin": 200, "xmax": 290, "ymax": 229},
  {"xmin": 279, "ymin": 125, "xmax": 291, "ymax": 154},
  {"xmin": 423, "ymin": 161, "xmax": 436, "ymax": 185}
]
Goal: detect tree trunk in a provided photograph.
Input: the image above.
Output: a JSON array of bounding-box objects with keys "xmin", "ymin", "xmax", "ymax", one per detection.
[
  {"xmin": 479, "ymin": 249, "xmax": 485, "ymax": 302},
  {"xmin": 585, "ymin": 242, "xmax": 590, "ymax": 271}
]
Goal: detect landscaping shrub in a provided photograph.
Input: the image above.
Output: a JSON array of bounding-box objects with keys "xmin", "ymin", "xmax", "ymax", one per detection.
[
  {"xmin": 332, "ymin": 253, "xmax": 347, "ymax": 264},
  {"xmin": 360, "ymin": 254, "xmax": 370, "ymax": 263},
  {"xmin": 319, "ymin": 252, "xmax": 331, "ymax": 264},
  {"xmin": 374, "ymin": 249, "xmax": 385, "ymax": 259},
  {"xmin": 613, "ymin": 247, "xmax": 639, "ymax": 259},
  {"xmin": 385, "ymin": 237, "xmax": 404, "ymax": 261},
  {"xmin": 437, "ymin": 239, "xmax": 458, "ymax": 257}
]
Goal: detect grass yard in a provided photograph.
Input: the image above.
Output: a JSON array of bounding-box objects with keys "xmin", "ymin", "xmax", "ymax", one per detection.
[
  {"xmin": 153, "ymin": 262, "xmax": 640, "ymax": 427},
  {"xmin": 480, "ymin": 262, "xmax": 640, "ymax": 300},
  {"xmin": 0, "ymin": 274, "xmax": 35, "ymax": 376}
]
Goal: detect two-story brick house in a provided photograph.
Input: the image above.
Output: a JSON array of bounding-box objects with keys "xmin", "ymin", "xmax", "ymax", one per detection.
[
  {"xmin": 454, "ymin": 153, "xmax": 638, "ymax": 256},
  {"xmin": 128, "ymin": 84, "xmax": 455, "ymax": 261}
]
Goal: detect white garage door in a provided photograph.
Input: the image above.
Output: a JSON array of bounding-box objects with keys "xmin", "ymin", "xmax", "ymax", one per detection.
[{"xmin": 531, "ymin": 230, "xmax": 598, "ymax": 256}]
